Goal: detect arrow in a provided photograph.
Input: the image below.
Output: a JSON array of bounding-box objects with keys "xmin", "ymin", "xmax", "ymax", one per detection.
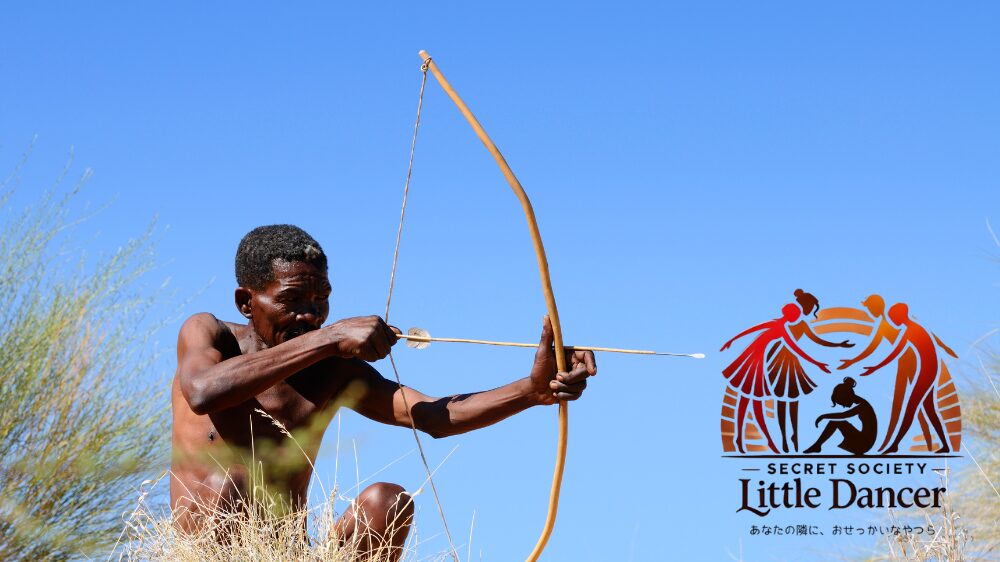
[{"xmin": 399, "ymin": 327, "xmax": 705, "ymax": 358}]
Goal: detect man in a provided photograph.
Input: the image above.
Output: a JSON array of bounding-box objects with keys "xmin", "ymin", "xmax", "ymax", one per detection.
[{"xmin": 170, "ymin": 224, "xmax": 597, "ymax": 560}]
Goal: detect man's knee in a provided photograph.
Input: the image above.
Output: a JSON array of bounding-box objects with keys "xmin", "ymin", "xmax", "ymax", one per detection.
[{"xmin": 357, "ymin": 482, "xmax": 414, "ymax": 528}]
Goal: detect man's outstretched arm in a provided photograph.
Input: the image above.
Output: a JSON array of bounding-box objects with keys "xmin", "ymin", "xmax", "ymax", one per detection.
[
  {"xmin": 177, "ymin": 313, "xmax": 397, "ymax": 415},
  {"xmin": 352, "ymin": 317, "xmax": 597, "ymax": 438}
]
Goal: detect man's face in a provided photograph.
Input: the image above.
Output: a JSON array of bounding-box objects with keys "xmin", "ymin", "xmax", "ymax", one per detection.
[{"xmin": 242, "ymin": 260, "xmax": 331, "ymax": 347}]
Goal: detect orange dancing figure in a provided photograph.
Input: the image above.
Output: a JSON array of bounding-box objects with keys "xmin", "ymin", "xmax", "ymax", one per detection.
[
  {"xmin": 767, "ymin": 290, "xmax": 853, "ymax": 452},
  {"xmin": 721, "ymin": 303, "xmax": 831, "ymax": 453},
  {"xmin": 840, "ymin": 295, "xmax": 956, "ymax": 452},
  {"xmin": 856, "ymin": 303, "xmax": 951, "ymax": 453}
]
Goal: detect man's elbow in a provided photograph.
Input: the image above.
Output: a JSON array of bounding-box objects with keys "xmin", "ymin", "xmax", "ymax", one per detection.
[
  {"xmin": 181, "ymin": 378, "xmax": 213, "ymax": 416},
  {"xmin": 413, "ymin": 417, "xmax": 454, "ymax": 439},
  {"xmin": 406, "ymin": 399, "xmax": 455, "ymax": 439},
  {"xmin": 425, "ymin": 427, "xmax": 453, "ymax": 439},
  {"xmin": 188, "ymin": 399, "xmax": 211, "ymax": 416}
]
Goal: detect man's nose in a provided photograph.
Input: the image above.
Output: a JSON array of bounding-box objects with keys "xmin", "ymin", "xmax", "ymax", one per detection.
[{"xmin": 296, "ymin": 304, "xmax": 321, "ymax": 326}]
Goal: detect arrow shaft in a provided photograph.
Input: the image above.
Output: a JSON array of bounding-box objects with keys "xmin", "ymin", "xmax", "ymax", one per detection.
[{"xmin": 398, "ymin": 333, "xmax": 699, "ymax": 357}]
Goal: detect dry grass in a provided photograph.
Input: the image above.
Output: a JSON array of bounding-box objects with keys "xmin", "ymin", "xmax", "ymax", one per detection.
[
  {"xmin": 114, "ymin": 410, "xmax": 438, "ymax": 562},
  {"xmin": 114, "ymin": 478, "xmax": 429, "ymax": 562},
  {"xmin": 855, "ymin": 363, "xmax": 998, "ymax": 562},
  {"xmin": 871, "ymin": 471, "xmax": 969, "ymax": 562},
  {"xmin": 867, "ymin": 381, "xmax": 997, "ymax": 562},
  {"xmin": 116, "ymin": 474, "xmax": 352, "ymax": 561},
  {"xmin": 948, "ymin": 351, "xmax": 1000, "ymax": 559}
]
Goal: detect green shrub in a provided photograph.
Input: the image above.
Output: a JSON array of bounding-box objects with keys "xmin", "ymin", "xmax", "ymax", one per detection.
[{"xmin": 0, "ymin": 151, "xmax": 167, "ymax": 561}]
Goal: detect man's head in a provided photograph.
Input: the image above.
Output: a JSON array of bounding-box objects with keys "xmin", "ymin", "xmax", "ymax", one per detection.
[
  {"xmin": 236, "ymin": 224, "xmax": 328, "ymax": 290},
  {"xmin": 234, "ymin": 225, "xmax": 331, "ymax": 347}
]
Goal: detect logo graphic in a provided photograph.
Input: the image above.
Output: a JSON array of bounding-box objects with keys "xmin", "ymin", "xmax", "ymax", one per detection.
[
  {"xmin": 719, "ymin": 291, "xmax": 962, "ymax": 520},
  {"xmin": 720, "ymin": 290, "xmax": 962, "ymax": 456}
]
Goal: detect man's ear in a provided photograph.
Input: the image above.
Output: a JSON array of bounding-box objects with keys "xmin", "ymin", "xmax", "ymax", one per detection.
[{"xmin": 235, "ymin": 287, "xmax": 253, "ymax": 319}]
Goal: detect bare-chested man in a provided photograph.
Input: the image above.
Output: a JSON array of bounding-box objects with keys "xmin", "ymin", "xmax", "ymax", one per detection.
[{"xmin": 171, "ymin": 224, "xmax": 597, "ymax": 560}]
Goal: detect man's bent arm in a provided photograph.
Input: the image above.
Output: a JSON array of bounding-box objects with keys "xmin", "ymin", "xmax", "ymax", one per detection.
[
  {"xmin": 176, "ymin": 313, "xmax": 337, "ymax": 415},
  {"xmin": 351, "ymin": 316, "xmax": 593, "ymax": 438},
  {"xmin": 352, "ymin": 364, "xmax": 543, "ymax": 439}
]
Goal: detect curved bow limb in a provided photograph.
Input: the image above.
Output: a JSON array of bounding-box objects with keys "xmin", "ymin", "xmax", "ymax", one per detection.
[{"xmin": 418, "ymin": 50, "xmax": 569, "ymax": 562}]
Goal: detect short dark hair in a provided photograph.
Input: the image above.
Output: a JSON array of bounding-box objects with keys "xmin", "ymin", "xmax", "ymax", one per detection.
[{"xmin": 235, "ymin": 225, "xmax": 327, "ymax": 289}]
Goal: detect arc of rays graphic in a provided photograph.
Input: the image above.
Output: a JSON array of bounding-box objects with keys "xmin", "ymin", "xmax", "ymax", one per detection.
[{"xmin": 721, "ymin": 306, "xmax": 961, "ymax": 454}]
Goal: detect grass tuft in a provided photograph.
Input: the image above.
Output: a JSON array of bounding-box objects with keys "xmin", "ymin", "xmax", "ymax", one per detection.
[{"xmin": 0, "ymin": 147, "xmax": 167, "ymax": 561}]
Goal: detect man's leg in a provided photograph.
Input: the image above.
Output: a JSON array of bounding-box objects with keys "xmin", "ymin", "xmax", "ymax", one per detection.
[{"xmin": 333, "ymin": 482, "xmax": 414, "ymax": 562}]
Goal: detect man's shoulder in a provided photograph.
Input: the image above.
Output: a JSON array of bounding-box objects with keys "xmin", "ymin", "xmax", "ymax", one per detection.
[
  {"xmin": 178, "ymin": 313, "xmax": 244, "ymax": 349},
  {"xmin": 180, "ymin": 312, "xmax": 226, "ymax": 334}
]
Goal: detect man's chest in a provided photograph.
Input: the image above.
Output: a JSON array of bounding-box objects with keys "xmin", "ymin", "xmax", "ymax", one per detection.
[
  {"xmin": 252, "ymin": 370, "xmax": 336, "ymax": 428},
  {"xmin": 202, "ymin": 359, "xmax": 356, "ymax": 454}
]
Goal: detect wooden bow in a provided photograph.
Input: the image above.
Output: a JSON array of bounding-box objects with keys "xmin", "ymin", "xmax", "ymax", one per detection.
[{"xmin": 418, "ymin": 50, "xmax": 570, "ymax": 562}]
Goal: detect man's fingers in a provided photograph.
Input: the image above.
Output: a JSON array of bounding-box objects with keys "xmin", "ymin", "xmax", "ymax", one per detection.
[
  {"xmin": 369, "ymin": 341, "xmax": 388, "ymax": 362},
  {"xmin": 377, "ymin": 317, "xmax": 398, "ymax": 344},
  {"xmin": 538, "ymin": 315, "xmax": 554, "ymax": 346},
  {"xmin": 548, "ymin": 372, "xmax": 586, "ymax": 401},
  {"xmin": 557, "ymin": 364, "xmax": 592, "ymax": 385},
  {"xmin": 373, "ymin": 334, "xmax": 392, "ymax": 360},
  {"xmin": 568, "ymin": 350, "xmax": 597, "ymax": 376},
  {"xmin": 550, "ymin": 387, "xmax": 583, "ymax": 401},
  {"xmin": 549, "ymin": 387, "xmax": 584, "ymax": 400},
  {"xmin": 535, "ymin": 314, "xmax": 555, "ymax": 360},
  {"xmin": 385, "ymin": 326, "xmax": 399, "ymax": 347},
  {"xmin": 370, "ymin": 317, "xmax": 396, "ymax": 359},
  {"xmin": 549, "ymin": 378, "xmax": 586, "ymax": 395}
]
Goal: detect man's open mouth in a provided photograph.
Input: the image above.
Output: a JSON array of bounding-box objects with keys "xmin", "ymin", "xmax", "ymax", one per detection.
[{"xmin": 285, "ymin": 324, "xmax": 320, "ymax": 340}]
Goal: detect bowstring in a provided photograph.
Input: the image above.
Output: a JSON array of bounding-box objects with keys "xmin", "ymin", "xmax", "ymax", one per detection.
[{"xmin": 384, "ymin": 57, "xmax": 460, "ymax": 561}]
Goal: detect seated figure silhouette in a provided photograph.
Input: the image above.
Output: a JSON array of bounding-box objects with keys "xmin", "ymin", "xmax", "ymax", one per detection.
[{"xmin": 803, "ymin": 377, "xmax": 877, "ymax": 455}]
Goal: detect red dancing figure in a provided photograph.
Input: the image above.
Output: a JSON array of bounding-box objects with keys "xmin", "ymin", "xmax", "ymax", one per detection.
[
  {"xmin": 767, "ymin": 290, "xmax": 853, "ymax": 452},
  {"xmin": 722, "ymin": 303, "xmax": 831, "ymax": 453}
]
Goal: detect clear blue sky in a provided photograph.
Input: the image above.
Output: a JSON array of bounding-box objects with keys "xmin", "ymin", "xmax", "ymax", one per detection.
[{"xmin": 2, "ymin": 3, "xmax": 998, "ymax": 560}]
